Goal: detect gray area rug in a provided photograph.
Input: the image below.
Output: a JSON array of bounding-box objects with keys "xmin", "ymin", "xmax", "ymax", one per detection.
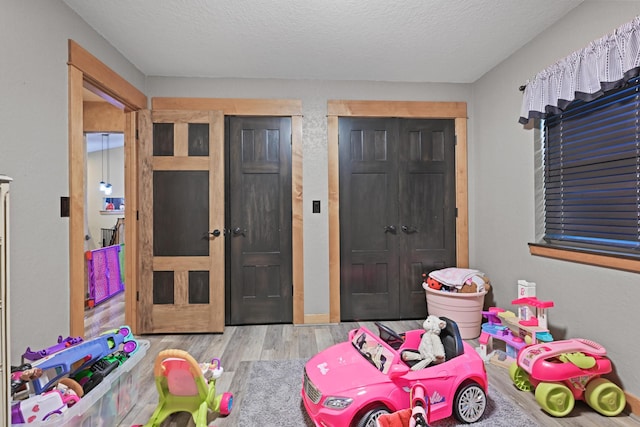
[{"xmin": 237, "ymin": 359, "xmax": 539, "ymax": 427}]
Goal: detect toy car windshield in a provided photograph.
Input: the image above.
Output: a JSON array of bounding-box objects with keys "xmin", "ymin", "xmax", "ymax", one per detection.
[{"xmin": 350, "ymin": 328, "xmax": 394, "ymax": 374}]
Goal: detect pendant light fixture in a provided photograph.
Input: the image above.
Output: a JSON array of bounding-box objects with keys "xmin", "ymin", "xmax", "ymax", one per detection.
[
  {"xmin": 99, "ymin": 133, "xmax": 106, "ymax": 192},
  {"xmin": 104, "ymin": 133, "xmax": 113, "ymax": 195}
]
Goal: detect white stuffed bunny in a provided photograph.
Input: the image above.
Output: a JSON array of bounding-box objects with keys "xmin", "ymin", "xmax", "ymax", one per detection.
[{"xmin": 402, "ymin": 315, "xmax": 446, "ymax": 370}]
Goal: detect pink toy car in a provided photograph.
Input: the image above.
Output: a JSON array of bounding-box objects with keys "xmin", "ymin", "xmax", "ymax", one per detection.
[
  {"xmin": 302, "ymin": 318, "xmax": 488, "ymax": 427},
  {"xmin": 510, "ymin": 338, "xmax": 626, "ymax": 417}
]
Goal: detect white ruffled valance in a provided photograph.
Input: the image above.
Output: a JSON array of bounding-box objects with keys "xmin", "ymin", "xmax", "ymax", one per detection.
[{"xmin": 519, "ymin": 16, "xmax": 640, "ymax": 124}]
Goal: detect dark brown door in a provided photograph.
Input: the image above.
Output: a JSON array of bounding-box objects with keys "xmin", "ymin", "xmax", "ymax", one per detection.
[
  {"xmin": 138, "ymin": 110, "xmax": 225, "ymax": 333},
  {"xmin": 339, "ymin": 118, "xmax": 456, "ymax": 321},
  {"xmin": 397, "ymin": 119, "xmax": 457, "ymax": 317},
  {"xmin": 226, "ymin": 116, "xmax": 293, "ymax": 324},
  {"xmin": 339, "ymin": 118, "xmax": 400, "ymax": 320}
]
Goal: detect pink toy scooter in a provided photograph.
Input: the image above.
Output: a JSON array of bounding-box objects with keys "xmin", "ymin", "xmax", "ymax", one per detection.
[{"xmin": 510, "ymin": 338, "xmax": 626, "ymax": 417}]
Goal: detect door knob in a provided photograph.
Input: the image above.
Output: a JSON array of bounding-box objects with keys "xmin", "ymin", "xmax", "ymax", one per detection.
[
  {"xmin": 401, "ymin": 225, "xmax": 418, "ymax": 233},
  {"xmin": 232, "ymin": 227, "xmax": 246, "ymax": 236},
  {"xmin": 384, "ymin": 225, "xmax": 397, "ymax": 233},
  {"xmin": 209, "ymin": 229, "xmax": 221, "ymax": 237}
]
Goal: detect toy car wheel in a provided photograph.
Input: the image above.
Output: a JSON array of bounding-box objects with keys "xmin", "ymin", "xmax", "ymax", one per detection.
[
  {"xmin": 585, "ymin": 378, "xmax": 626, "ymax": 417},
  {"xmin": 118, "ymin": 326, "xmax": 133, "ymax": 339},
  {"xmin": 453, "ymin": 382, "xmax": 486, "ymax": 423},
  {"xmin": 219, "ymin": 392, "xmax": 233, "ymax": 416},
  {"xmin": 123, "ymin": 340, "xmax": 138, "ymax": 354},
  {"xmin": 355, "ymin": 406, "xmax": 390, "ymax": 427},
  {"xmin": 535, "ymin": 381, "xmax": 575, "ymax": 417},
  {"xmin": 509, "ymin": 363, "xmax": 533, "ymax": 391}
]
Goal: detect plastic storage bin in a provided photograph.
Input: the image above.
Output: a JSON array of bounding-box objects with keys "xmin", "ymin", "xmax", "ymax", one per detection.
[
  {"xmin": 13, "ymin": 339, "xmax": 149, "ymax": 426},
  {"xmin": 425, "ymin": 287, "xmax": 487, "ymax": 339}
]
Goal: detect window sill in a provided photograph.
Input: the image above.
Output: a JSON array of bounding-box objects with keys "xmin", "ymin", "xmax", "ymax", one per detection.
[
  {"xmin": 100, "ymin": 210, "xmax": 125, "ymax": 215},
  {"xmin": 528, "ymin": 243, "xmax": 640, "ymax": 273}
]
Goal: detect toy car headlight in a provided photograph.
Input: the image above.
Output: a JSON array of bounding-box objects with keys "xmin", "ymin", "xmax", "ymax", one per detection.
[{"xmin": 323, "ymin": 396, "xmax": 354, "ymax": 409}]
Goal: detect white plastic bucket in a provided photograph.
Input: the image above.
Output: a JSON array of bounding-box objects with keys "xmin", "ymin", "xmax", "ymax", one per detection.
[{"xmin": 425, "ymin": 287, "xmax": 487, "ymax": 339}]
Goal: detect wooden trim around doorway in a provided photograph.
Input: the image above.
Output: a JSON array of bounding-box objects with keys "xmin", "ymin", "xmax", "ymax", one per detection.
[
  {"xmin": 68, "ymin": 65, "xmax": 85, "ymax": 338},
  {"xmin": 68, "ymin": 40, "xmax": 147, "ymax": 338},
  {"xmin": 327, "ymin": 100, "xmax": 469, "ymax": 323},
  {"xmin": 152, "ymin": 98, "xmax": 302, "ymax": 116},
  {"xmin": 152, "ymin": 98, "xmax": 305, "ymax": 325},
  {"xmin": 68, "ymin": 40, "xmax": 146, "ymax": 112}
]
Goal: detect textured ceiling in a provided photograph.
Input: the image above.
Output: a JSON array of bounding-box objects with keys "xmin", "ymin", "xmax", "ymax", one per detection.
[{"xmin": 63, "ymin": 0, "xmax": 584, "ymax": 83}]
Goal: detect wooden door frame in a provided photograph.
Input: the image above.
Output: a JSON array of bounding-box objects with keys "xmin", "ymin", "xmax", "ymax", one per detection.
[
  {"xmin": 68, "ymin": 40, "xmax": 147, "ymax": 337},
  {"xmin": 327, "ymin": 100, "xmax": 469, "ymax": 323},
  {"xmin": 152, "ymin": 98, "xmax": 304, "ymax": 324}
]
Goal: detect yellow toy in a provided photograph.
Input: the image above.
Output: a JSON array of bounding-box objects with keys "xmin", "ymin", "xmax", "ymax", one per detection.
[{"xmin": 141, "ymin": 349, "xmax": 233, "ymax": 427}]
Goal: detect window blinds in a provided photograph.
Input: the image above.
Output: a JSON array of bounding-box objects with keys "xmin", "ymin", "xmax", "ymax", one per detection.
[{"xmin": 543, "ymin": 78, "xmax": 640, "ymax": 253}]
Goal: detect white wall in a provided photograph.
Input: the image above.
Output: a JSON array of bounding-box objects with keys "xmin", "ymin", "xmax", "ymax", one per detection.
[
  {"xmin": 472, "ymin": 2, "xmax": 640, "ymax": 396},
  {"xmin": 146, "ymin": 77, "xmax": 473, "ymax": 316},
  {"xmin": 0, "ymin": 0, "xmax": 145, "ymax": 362}
]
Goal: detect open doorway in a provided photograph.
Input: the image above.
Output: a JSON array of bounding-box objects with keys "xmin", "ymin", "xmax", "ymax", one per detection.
[
  {"xmin": 84, "ymin": 131, "xmax": 126, "ymax": 336},
  {"xmin": 68, "ymin": 39, "xmax": 147, "ymax": 338}
]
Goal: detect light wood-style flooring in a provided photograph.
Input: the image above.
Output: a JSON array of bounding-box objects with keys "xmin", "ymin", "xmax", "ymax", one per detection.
[{"xmin": 84, "ymin": 293, "xmax": 639, "ymax": 426}]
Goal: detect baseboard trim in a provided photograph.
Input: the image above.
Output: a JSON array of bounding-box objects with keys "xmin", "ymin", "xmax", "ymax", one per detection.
[{"xmin": 304, "ymin": 313, "xmax": 330, "ymax": 324}]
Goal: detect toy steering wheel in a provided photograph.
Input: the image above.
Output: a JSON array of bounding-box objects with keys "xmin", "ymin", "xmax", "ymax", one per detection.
[{"xmin": 374, "ymin": 322, "xmax": 404, "ymax": 349}]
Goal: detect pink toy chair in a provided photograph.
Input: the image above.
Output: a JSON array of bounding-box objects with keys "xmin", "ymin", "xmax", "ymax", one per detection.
[{"xmin": 142, "ymin": 349, "xmax": 232, "ymax": 427}]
